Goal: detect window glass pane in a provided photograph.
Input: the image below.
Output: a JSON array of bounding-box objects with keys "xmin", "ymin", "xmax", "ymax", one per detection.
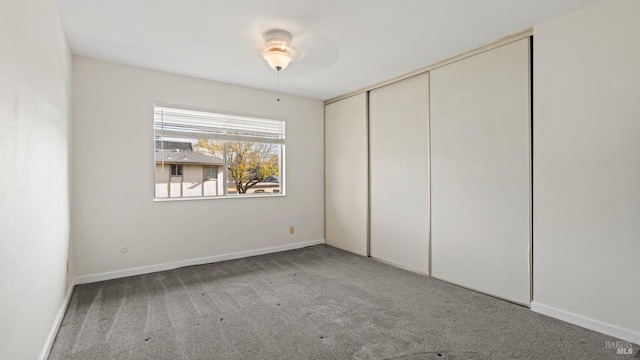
[
  {"xmin": 224, "ymin": 142, "xmax": 281, "ymax": 195},
  {"xmin": 154, "ymin": 106, "xmax": 284, "ymax": 199},
  {"xmin": 169, "ymin": 164, "xmax": 183, "ymax": 176},
  {"xmin": 203, "ymin": 165, "xmax": 217, "ymax": 179},
  {"xmin": 155, "ymin": 140, "xmax": 224, "ymax": 198}
]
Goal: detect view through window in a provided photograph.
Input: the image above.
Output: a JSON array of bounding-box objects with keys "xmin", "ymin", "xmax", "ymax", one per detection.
[{"xmin": 154, "ymin": 106, "xmax": 285, "ymax": 199}]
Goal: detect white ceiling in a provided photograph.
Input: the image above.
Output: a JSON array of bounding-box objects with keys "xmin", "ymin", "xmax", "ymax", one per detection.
[{"xmin": 55, "ymin": 0, "xmax": 600, "ymax": 100}]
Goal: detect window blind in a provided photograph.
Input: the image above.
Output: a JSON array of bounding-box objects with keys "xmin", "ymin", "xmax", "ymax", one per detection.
[{"xmin": 154, "ymin": 106, "xmax": 285, "ymax": 144}]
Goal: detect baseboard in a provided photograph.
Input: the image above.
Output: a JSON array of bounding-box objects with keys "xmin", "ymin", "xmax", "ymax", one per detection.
[
  {"xmin": 531, "ymin": 301, "xmax": 640, "ymax": 345},
  {"xmin": 75, "ymin": 239, "xmax": 326, "ymax": 285},
  {"xmin": 39, "ymin": 279, "xmax": 76, "ymax": 360}
]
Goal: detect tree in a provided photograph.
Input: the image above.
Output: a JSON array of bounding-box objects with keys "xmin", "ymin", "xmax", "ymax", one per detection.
[{"xmin": 194, "ymin": 139, "xmax": 279, "ymax": 194}]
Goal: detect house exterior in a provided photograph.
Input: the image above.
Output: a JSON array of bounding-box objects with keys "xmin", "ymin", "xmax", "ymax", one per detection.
[
  {"xmin": 155, "ymin": 141, "xmax": 224, "ymax": 197},
  {"xmin": 155, "ymin": 141, "xmax": 280, "ymax": 197}
]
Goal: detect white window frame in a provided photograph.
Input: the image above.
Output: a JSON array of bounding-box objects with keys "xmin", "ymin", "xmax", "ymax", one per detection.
[{"xmin": 154, "ymin": 104, "xmax": 285, "ymax": 201}]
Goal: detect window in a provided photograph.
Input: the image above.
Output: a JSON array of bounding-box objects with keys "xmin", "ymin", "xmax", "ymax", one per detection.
[
  {"xmin": 170, "ymin": 165, "xmax": 183, "ymax": 176},
  {"xmin": 203, "ymin": 165, "xmax": 217, "ymax": 179},
  {"xmin": 154, "ymin": 105, "xmax": 285, "ymax": 199}
]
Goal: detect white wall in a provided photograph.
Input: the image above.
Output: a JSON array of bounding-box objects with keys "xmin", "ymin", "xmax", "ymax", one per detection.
[
  {"xmin": 72, "ymin": 56, "xmax": 324, "ymax": 276},
  {"xmin": 0, "ymin": 0, "xmax": 72, "ymax": 359},
  {"xmin": 533, "ymin": 0, "xmax": 640, "ymax": 342}
]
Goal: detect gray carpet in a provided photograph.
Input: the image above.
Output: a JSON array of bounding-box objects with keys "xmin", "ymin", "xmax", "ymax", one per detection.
[{"xmin": 49, "ymin": 245, "xmax": 633, "ymax": 359}]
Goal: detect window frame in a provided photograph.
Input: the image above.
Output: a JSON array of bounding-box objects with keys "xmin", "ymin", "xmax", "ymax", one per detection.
[{"xmin": 153, "ymin": 104, "xmax": 286, "ymax": 201}]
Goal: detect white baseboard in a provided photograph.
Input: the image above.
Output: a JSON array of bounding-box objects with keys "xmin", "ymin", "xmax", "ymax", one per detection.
[
  {"xmin": 531, "ymin": 301, "xmax": 640, "ymax": 345},
  {"xmin": 75, "ymin": 239, "xmax": 326, "ymax": 285},
  {"xmin": 39, "ymin": 279, "xmax": 76, "ymax": 360}
]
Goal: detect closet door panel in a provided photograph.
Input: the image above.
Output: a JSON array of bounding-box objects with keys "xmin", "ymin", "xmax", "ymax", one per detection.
[
  {"xmin": 325, "ymin": 94, "xmax": 368, "ymax": 256},
  {"xmin": 430, "ymin": 38, "xmax": 531, "ymax": 304},
  {"xmin": 369, "ymin": 73, "xmax": 430, "ymax": 274}
]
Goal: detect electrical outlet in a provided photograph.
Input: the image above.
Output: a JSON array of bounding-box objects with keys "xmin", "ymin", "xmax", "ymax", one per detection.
[{"xmin": 289, "ymin": 226, "xmax": 295, "ymax": 235}]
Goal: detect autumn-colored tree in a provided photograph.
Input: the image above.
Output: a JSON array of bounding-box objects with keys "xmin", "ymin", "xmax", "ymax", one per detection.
[{"xmin": 194, "ymin": 139, "xmax": 279, "ymax": 194}]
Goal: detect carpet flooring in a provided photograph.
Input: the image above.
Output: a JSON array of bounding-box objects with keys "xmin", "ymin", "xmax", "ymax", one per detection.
[{"xmin": 49, "ymin": 245, "xmax": 634, "ymax": 359}]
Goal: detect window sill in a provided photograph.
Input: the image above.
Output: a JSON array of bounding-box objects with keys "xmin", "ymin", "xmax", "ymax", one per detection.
[{"xmin": 154, "ymin": 193, "xmax": 286, "ymax": 202}]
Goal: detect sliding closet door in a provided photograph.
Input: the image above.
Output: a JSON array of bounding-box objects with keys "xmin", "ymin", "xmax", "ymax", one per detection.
[
  {"xmin": 430, "ymin": 38, "xmax": 531, "ymax": 305},
  {"xmin": 325, "ymin": 94, "xmax": 368, "ymax": 256},
  {"xmin": 369, "ymin": 73, "xmax": 430, "ymax": 274}
]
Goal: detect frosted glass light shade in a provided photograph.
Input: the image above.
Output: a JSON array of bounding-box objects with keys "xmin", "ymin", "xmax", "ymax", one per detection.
[{"xmin": 263, "ymin": 48, "xmax": 293, "ymax": 70}]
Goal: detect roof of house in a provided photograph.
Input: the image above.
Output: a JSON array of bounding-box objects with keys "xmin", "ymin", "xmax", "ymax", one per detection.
[
  {"xmin": 155, "ymin": 140, "xmax": 223, "ymax": 165},
  {"xmin": 155, "ymin": 150, "xmax": 224, "ymax": 165}
]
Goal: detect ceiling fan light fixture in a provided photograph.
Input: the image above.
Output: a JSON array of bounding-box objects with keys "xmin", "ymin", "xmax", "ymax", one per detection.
[{"xmin": 262, "ymin": 29, "xmax": 294, "ymax": 70}]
